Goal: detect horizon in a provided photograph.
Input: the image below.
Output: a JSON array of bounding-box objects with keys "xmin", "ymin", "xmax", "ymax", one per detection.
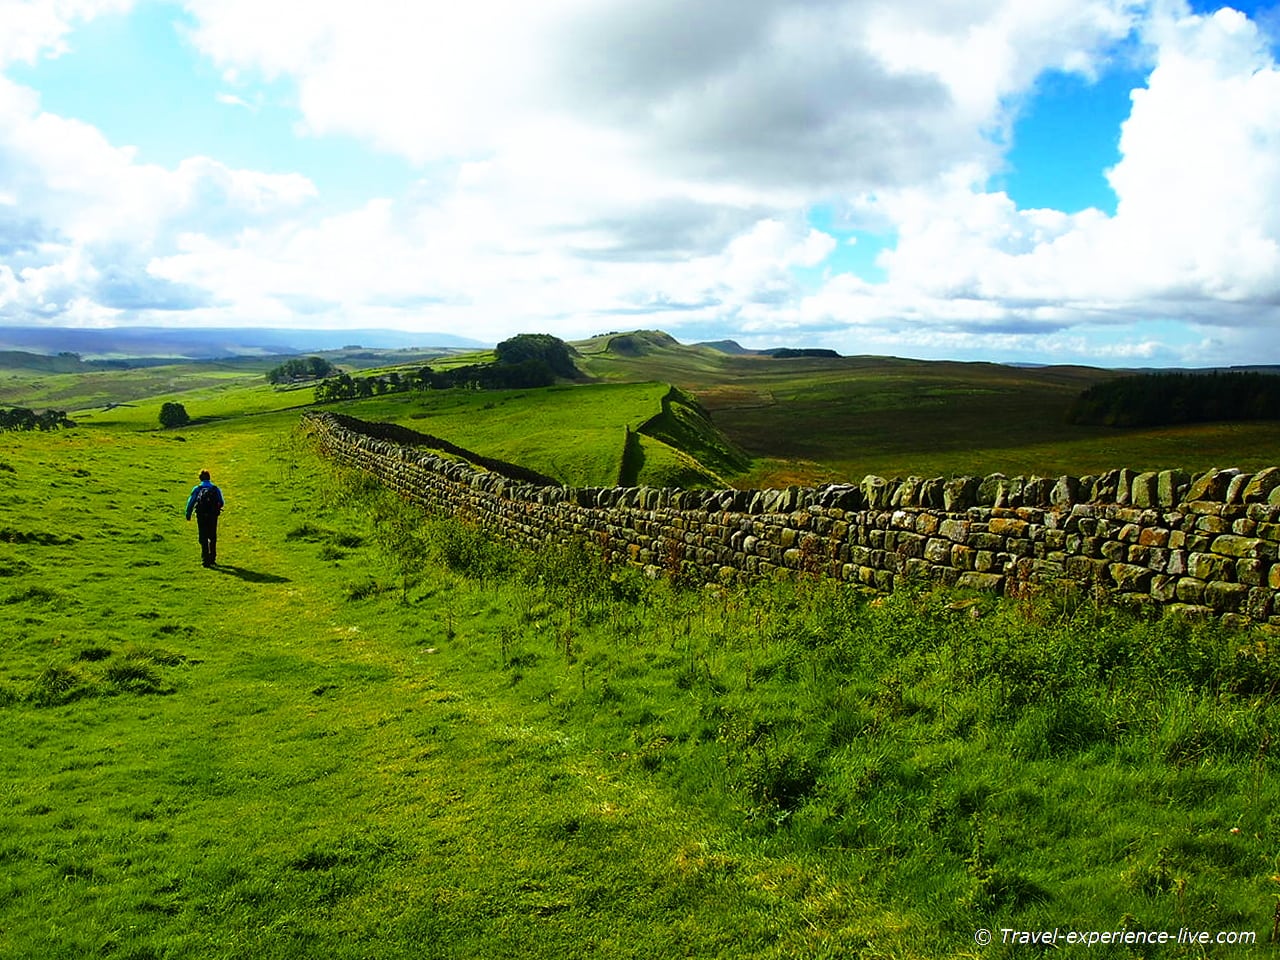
[{"xmin": 2, "ymin": 1, "xmax": 1280, "ymax": 368}]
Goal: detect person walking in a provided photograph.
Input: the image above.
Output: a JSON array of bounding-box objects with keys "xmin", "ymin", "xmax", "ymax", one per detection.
[{"xmin": 185, "ymin": 469, "xmax": 225, "ymax": 567}]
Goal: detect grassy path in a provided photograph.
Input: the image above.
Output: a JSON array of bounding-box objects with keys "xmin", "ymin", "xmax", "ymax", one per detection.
[
  {"xmin": 4, "ymin": 412, "xmax": 1278, "ymax": 959},
  {"xmin": 0, "ymin": 416, "xmax": 874, "ymax": 959}
]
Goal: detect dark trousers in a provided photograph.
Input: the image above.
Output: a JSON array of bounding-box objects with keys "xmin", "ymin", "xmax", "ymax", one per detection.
[{"xmin": 196, "ymin": 514, "xmax": 218, "ymax": 566}]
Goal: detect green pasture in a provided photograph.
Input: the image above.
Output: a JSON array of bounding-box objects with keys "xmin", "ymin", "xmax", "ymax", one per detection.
[
  {"xmin": 0, "ymin": 360, "xmax": 275, "ymax": 412},
  {"xmin": 317, "ymin": 381, "xmax": 726, "ymax": 488},
  {"xmin": 1, "ymin": 409, "xmax": 1278, "ymax": 958},
  {"xmin": 12, "ymin": 331, "xmax": 1280, "ymax": 491}
]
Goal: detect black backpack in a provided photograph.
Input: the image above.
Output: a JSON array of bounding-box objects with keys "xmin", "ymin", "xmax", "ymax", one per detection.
[{"xmin": 193, "ymin": 485, "xmax": 221, "ymax": 517}]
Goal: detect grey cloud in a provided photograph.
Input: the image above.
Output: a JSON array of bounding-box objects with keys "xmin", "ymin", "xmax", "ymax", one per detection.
[
  {"xmin": 566, "ymin": 198, "xmax": 773, "ymax": 261},
  {"xmin": 0, "ymin": 212, "xmax": 50, "ymax": 256},
  {"xmin": 94, "ymin": 266, "xmax": 215, "ymax": 311},
  {"xmin": 549, "ymin": 0, "xmax": 973, "ymax": 191}
]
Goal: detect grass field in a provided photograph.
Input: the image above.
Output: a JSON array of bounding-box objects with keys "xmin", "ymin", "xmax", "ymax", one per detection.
[
  {"xmin": 314, "ymin": 381, "xmax": 732, "ymax": 488},
  {"xmin": 13, "ymin": 331, "xmax": 1280, "ymax": 490},
  {"xmin": 570, "ymin": 332, "xmax": 1280, "ymax": 485},
  {"xmin": 2, "ymin": 401, "xmax": 1278, "ymax": 958}
]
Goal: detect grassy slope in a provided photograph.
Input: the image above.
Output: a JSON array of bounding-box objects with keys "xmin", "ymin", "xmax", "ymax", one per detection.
[
  {"xmin": 574, "ymin": 332, "xmax": 1280, "ymax": 485},
  {"xmin": 2, "ymin": 404, "xmax": 1278, "ymax": 958},
  {"xmin": 318, "ymin": 382, "xmax": 726, "ymax": 488}
]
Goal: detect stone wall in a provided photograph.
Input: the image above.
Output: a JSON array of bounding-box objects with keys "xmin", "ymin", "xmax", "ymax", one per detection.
[{"xmin": 303, "ymin": 412, "xmax": 1280, "ymax": 628}]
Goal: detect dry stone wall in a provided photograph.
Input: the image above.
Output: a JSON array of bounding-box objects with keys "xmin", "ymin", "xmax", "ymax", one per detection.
[{"xmin": 304, "ymin": 412, "xmax": 1280, "ymax": 628}]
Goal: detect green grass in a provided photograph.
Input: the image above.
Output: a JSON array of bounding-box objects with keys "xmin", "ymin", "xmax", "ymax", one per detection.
[
  {"xmin": 317, "ymin": 381, "xmax": 729, "ymax": 487},
  {"xmin": 2, "ymin": 404, "xmax": 1278, "ymax": 958},
  {"xmin": 577, "ymin": 333, "xmax": 1280, "ymax": 484}
]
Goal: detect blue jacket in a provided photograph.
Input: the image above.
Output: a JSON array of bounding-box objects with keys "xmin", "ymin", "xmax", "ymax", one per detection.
[{"xmin": 185, "ymin": 480, "xmax": 225, "ymax": 520}]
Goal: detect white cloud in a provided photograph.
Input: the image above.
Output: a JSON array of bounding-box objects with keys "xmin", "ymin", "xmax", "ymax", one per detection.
[
  {"xmin": 0, "ymin": 66, "xmax": 317, "ymax": 323},
  {"xmin": 0, "ymin": 0, "xmax": 134, "ymax": 67},
  {"xmin": 783, "ymin": 1, "xmax": 1280, "ymax": 362},
  {"xmin": 3, "ymin": 0, "xmax": 1279, "ymax": 365}
]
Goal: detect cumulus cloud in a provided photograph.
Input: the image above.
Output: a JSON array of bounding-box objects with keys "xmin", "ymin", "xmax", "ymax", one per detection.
[
  {"xmin": 787, "ymin": 1, "xmax": 1280, "ymax": 363},
  {"xmin": 3, "ymin": 0, "xmax": 1279, "ymax": 364},
  {"xmin": 0, "ymin": 0, "xmax": 133, "ymax": 67},
  {"xmin": 0, "ymin": 44, "xmax": 316, "ymax": 325}
]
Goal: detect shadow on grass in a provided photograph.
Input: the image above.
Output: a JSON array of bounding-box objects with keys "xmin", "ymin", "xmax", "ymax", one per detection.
[{"xmin": 211, "ymin": 564, "xmax": 291, "ymax": 584}]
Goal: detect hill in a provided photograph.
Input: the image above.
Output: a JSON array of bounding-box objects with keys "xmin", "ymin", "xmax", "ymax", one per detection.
[{"xmin": 570, "ymin": 331, "xmax": 1280, "ymax": 485}]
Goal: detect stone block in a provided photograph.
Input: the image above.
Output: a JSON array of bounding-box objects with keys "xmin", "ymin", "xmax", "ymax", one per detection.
[
  {"xmin": 939, "ymin": 518, "xmax": 970, "ymax": 542},
  {"xmin": 943, "ymin": 476, "xmax": 979, "ymax": 511},
  {"xmin": 1101, "ymin": 540, "xmax": 1127, "ymax": 562},
  {"xmin": 1226, "ymin": 473, "xmax": 1252, "ymax": 504},
  {"xmin": 1186, "ymin": 468, "xmax": 1237, "ymax": 502},
  {"xmin": 1196, "ymin": 515, "xmax": 1231, "ymax": 534},
  {"xmin": 956, "ymin": 571, "xmax": 1005, "ymax": 593},
  {"xmin": 1236, "ymin": 559, "xmax": 1266, "ymax": 586},
  {"xmin": 1110, "ymin": 468, "xmax": 1133, "ymax": 505},
  {"xmin": 1188, "ymin": 552, "xmax": 1233, "ymax": 581},
  {"xmin": 1175, "ymin": 577, "xmax": 1206, "ymax": 604},
  {"xmin": 1245, "ymin": 588, "xmax": 1272, "ymax": 620},
  {"xmin": 1242, "ymin": 467, "xmax": 1280, "ymax": 503},
  {"xmin": 861, "ymin": 475, "xmax": 890, "ymax": 509},
  {"xmin": 1110, "ymin": 562, "xmax": 1153, "ymax": 592},
  {"xmin": 988, "ymin": 516, "xmax": 1029, "ymax": 537},
  {"xmin": 1130, "ymin": 471, "xmax": 1159, "ymax": 508},
  {"xmin": 1268, "ymin": 563, "xmax": 1280, "ymax": 590},
  {"xmin": 1157, "ymin": 469, "xmax": 1190, "ymax": 507},
  {"xmin": 951, "ymin": 545, "xmax": 976, "ymax": 570},
  {"xmin": 1064, "ymin": 555, "xmax": 1109, "ymax": 581},
  {"xmin": 1138, "ymin": 527, "xmax": 1170, "ymax": 548},
  {"xmin": 1050, "ymin": 476, "xmax": 1080, "ymax": 506},
  {"xmin": 924, "ymin": 538, "xmax": 953, "ymax": 563},
  {"xmin": 1211, "ymin": 534, "xmax": 1275, "ymax": 560},
  {"xmin": 920, "ymin": 478, "xmax": 945, "ymax": 508},
  {"xmin": 1126, "ymin": 545, "xmax": 1151, "ymax": 566},
  {"xmin": 977, "ymin": 473, "xmax": 1007, "ymax": 506},
  {"xmin": 1151, "ymin": 574, "xmax": 1178, "ymax": 602},
  {"xmin": 902, "ymin": 558, "xmax": 932, "ymax": 580},
  {"xmin": 1204, "ymin": 580, "xmax": 1249, "ymax": 612}
]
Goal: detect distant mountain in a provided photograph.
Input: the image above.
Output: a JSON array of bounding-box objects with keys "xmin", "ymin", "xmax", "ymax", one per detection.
[{"xmin": 0, "ymin": 326, "xmax": 487, "ymax": 359}]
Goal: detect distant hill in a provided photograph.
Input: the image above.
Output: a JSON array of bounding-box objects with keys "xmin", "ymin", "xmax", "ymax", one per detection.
[
  {"xmin": 0, "ymin": 326, "xmax": 487, "ymax": 360},
  {"xmin": 695, "ymin": 339, "xmax": 841, "ymax": 359},
  {"xmin": 695, "ymin": 339, "xmax": 753, "ymax": 355}
]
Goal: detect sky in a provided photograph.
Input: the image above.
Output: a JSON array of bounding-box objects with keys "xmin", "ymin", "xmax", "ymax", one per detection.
[{"xmin": 1, "ymin": 0, "xmax": 1279, "ymax": 365}]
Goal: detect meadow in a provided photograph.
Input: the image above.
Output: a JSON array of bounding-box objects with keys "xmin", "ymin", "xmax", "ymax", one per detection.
[
  {"xmin": 2, "ymin": 341, "xmax": 1279, "ymax": 957},
  {"xmin": 574, "ymin": 332, "xmax": 1280, "ymax": 486}
]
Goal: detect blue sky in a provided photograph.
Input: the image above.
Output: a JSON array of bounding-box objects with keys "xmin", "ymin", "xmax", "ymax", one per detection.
[{"xmin": 2, "ymin": 0, "xmax": 1279, "ymax": 366}]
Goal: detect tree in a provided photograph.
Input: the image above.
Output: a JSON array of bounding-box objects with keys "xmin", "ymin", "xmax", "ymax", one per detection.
[
  {"xmin": 494, "ymin": 334, "xmax": 580, "ymax": 379},
  {"xmin": 267, "ymin": 356, "xmax": 337, "ymax": 384},
  {"xmin": 159, "ymin": 402, "xmax": 190, "ymax": 428}
]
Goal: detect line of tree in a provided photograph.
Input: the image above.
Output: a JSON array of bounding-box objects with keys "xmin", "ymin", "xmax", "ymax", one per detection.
[
  {"xmin": 1065, "ymin": 371, "xmax": 1280, "ymax": 427},
  {"xmin": 0, "ymin": 407, "xmax": 76, "ymax": 431},
  {"xmin": 267, "ymin": 356, "xmax": 338, "ymax": 384},
  {"xmin": 313, "ymin": 334, "xmax": 580, "ymax": 404}
]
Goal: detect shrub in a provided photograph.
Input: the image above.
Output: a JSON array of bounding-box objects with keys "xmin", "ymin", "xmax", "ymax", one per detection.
[{"xmin": 158, "ymin": 402, "xmax": 190, "ymax": 429}]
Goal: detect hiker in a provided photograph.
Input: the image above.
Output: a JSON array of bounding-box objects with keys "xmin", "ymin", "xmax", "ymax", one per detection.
[{"xmin": 185, "ymin": 470, "xmax": 225, "ymax": 568}]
